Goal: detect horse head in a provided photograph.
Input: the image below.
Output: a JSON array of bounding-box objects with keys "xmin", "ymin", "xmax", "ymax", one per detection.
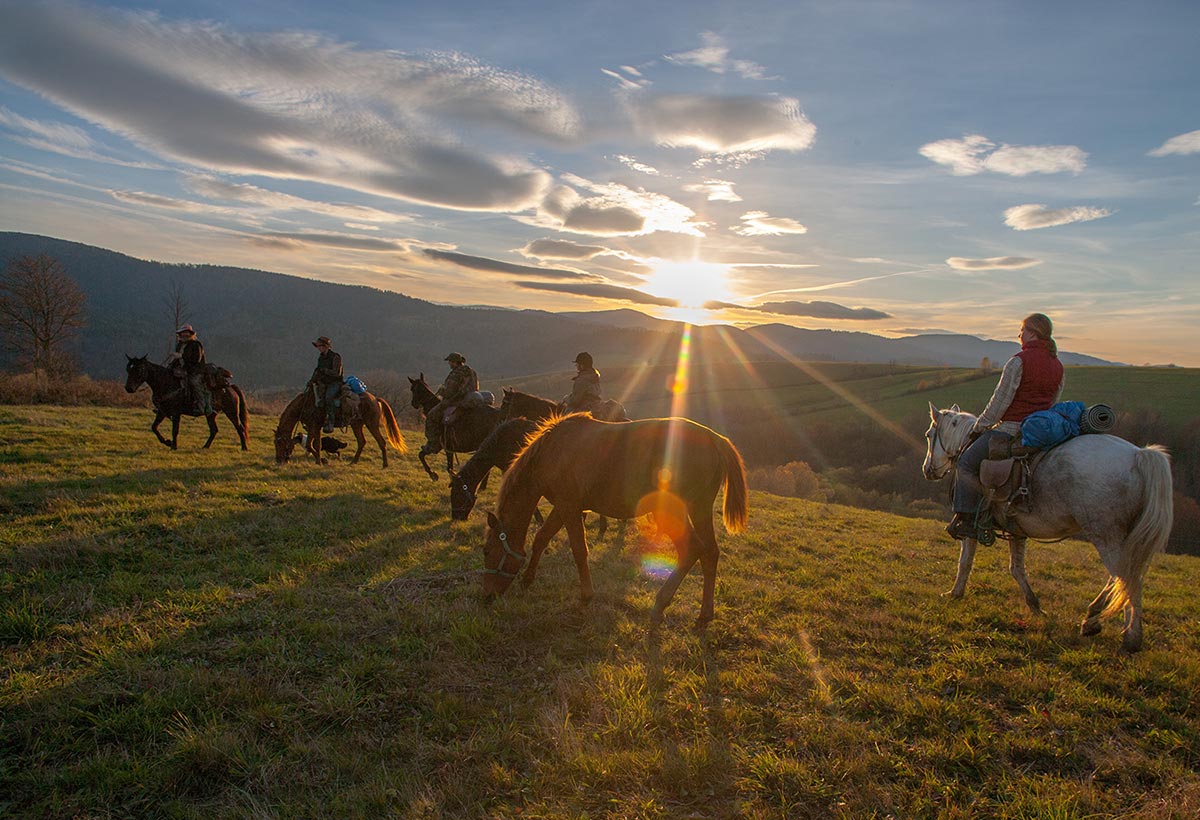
[
  {"xmin": 922, "ymin": 402, "xmax": 969, "ymax": 480},
  {"xmin": 448, "ymin": 467, "xmax": 475, "ymax": 521},
  {"xmin": 124, "ymin": 354, "xmax": 150, "ymax": 393},
  {"xmin": 481, "ymin": 509, "xmax": 526, "ymax": 597},
  {"xmin": 274, "ymin": 429, "xmax": 297, "ymax": 464}
]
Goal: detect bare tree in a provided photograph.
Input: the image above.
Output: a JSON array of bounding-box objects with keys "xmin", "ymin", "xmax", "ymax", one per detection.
[
  {"xmin": 163, "ymin": 278, "xmax": 189, "ymax": 343},
  {"xmin": 0, "ymin": 254, "xmax": 87, "ymax": 378}
]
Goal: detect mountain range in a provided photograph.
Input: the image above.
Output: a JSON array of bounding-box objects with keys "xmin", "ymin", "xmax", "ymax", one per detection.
[{"xmin": 0, "ymin": 232, "xmax": 1117, "ymax": 389}]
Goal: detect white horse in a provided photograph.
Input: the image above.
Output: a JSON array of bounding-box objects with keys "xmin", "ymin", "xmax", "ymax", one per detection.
[{"xmin": 922, "ymin": 403, "xmax": 1173, "ymax": 652}]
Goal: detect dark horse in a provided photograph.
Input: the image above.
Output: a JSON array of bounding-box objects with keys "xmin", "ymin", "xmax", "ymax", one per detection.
[
  {"xmin": 408, "ymin": 373, "xmax": 502, "ymax": 481},
  {"xmin": 124, "ymin": 355, "xmax": 248, "ymax": 450},
  {"xmin": 274, "ymin": 388, "xmax": 405, "ymax": 467},
  {"xmin": 482, "ymin": 415, "xmax": 747, "ymax": 628},
  {"xmin": 500, "ymin": 387, "xmax": 629, "ymax": 422}
]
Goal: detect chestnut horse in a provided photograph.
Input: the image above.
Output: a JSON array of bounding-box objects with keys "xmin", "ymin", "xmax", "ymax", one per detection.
[
  {"xmin": 923, "ymin": 403, "xmax": 1173, "ymax": 652},
  {"xmin": 500, "ymin": 387, "xmax": 629, "ymax": 422},
  {"xmin": 124, "ymin": 355, "xmax": 248, "ymax": 450},
  {"xmin": 274, "ymin": 388, "xmax": 405, "ymax": 467},
  {"xmin": 482, "ymin": 415, "xmax": 747, "ymax": 628}
]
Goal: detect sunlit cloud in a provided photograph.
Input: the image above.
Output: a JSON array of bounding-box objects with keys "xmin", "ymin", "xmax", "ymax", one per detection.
[
  {"xmin": 631, "ymin": 94, "xmax": 816, "ymax": 156},
  {"xmin": 513, "ymin": 280, "xmax": 678, "ymax": 306},
  {"xmin": 946, "ymin": 256, "xmax": 1042, "ymax": 271},
  {"xmin": 664, "ymin": 31, "xmax": 769, "ymax": 80},
  {"xmin": 683, "ymin": 178, "xmax": 741, "ymax": 202},
  {"xmin": 424, "ymin": 249, "xmax": 596, "ymax": 279},
  {"xmin": 109, "ymin": 189, "xmax": 215, "ymax": 212},
  {"xmin": 1003, "ymin": 203, "xmax": 1113, "ymax": 230},
  {"xmin": 920, "ymin": 134, "xmax": 1086, "ymax": 176},
  {"xmin": 733, "ymin": 210, "xmax": 808, "ymax": 236},
  {"xmin": 601, "ymin": 67, "xmax": 650, "ymax": 91},
  {"xmin": 0, "ymin": 3, "xmax": 574, "ymax": 212},
  {"xmin": 616, "ymin": 155, "xmax": 661, "ymax": 175},
  {"xmin": 184, "ymin": 175, "xmax": 411, "ymax": 224},
  {"xmin": 706, "ymin": 299, "xmax": 891, "ymax": 320},
  {"xmin": 519, "ymin": 238, "xmax": 611, "ymax": 260},
  {"xmin": 259, "ymin": 231, "xmax": 415, "ymax": 252},
  {"xmin": 525, "ymin": 175, "xmax": 705, "ymax": 237},
  {"xmin": 1148, "ymin": 129, "xmax": 1200, "ymax": 157},
  {"xmin": 0, "ymin": 105, "xmax": 159, "ymax": 168}
]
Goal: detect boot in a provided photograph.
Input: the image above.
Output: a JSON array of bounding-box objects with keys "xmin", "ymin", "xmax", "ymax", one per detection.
[{"xmin": 946, "ymin": 513, "xmax": 975, "ymax": 540}]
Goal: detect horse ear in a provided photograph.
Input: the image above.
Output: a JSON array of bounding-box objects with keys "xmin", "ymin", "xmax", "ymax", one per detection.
[
  {"xmin": 950, "ymin": 403, "xmax": 960, "ymax": 413},
  {"xmin": 408, "ymin": 376, "xmax": 417, "ymax": 385},
  {"xmin": 928, "ymin": 401, "xmax": 938, "ymax": 420},
  {"xmin": 486, "ymin": 510, "xmax": 499, "ymax": 529}
]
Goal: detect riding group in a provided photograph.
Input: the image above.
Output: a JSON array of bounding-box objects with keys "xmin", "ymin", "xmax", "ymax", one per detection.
[{"xmin": 124, "ymin": 313, "xmax": 1174, "ymax": 650}]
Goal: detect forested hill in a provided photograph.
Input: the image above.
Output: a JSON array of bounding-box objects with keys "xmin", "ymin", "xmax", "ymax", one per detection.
[{"xmin": 0, "ymin": 233, "xmax": 1116, "ymax": 388}]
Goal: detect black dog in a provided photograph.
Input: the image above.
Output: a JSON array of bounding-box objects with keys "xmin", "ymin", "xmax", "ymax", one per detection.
[{"xmin": 292, "ymin": 433, "xmax": 348, "ymax": 458}]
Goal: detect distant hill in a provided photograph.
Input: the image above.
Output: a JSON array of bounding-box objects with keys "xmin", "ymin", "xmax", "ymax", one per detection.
[{"xmin": 0, "ymin": 232, "xmax": 1118, "ymax": 388}]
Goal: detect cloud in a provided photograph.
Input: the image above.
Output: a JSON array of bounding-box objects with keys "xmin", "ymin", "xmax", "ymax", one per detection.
[
  {"xmin": 513, "ymin": 280, "xmax": 678, "ymax": 307},
  {"xmin": 946, "ymin": 256, "xmax": 1042, "ymax": 271},
  {"xmin": 525, "ymin": 175, "xmax": 705, "ymax": 237},
  {"xmin": 631, "ymin": 94, "xmax": 816, "ymax": 156},
  {"xmin": 109, "ymin": 189, "xmax": 214, "ymax": 211},
  {"xmin": 616, "ymin": 155, "xmax": 661, "ymax": 175},
  {"xmin": 601, "ymin": 67, "xmax": 650, "ymax": 91},
  {"xmin": 683, "ymin": 179, "xmax": 742, "ymax": 202},
  {"xmin": 520, "ymin": 239, "xmax": 611, "ymax": 260},
  {"xmin": 423, "ymin": 249, "xmax": 595, "ymax": 279},
  {"xmin": 1003, "ymin": 203, "xmax": 1113, "ymax": 230},
  {"xmin": 0, "ymin": 105, "xmax": 159, "ymax": 168},
  {"xmin": 733, "ymin": 211, "xmax": 808, "ymax": 236},
  {"xmin": 920, "ymin": 134, "xmax": 1086, "ymax": 176},
  {"xmin": 664, "ymin": 32, "xmax": 768, "ymax": 80},
  {"xmin": 256, "ymin": 231, "xmax": 414, "ymax": 252},
  {"xmin": 184, "ymin": 175, "xmax": 411, "ymax": 224},
  {"xmin": 0, "ymin": 3, "xmax": 575, "ymax": 212},
  {"xmin": 705, "ymin": 299, "xmax": 890, "ymax": 320},
  {"xmin": 1148, "ymin": 129, "xmax": 1200, "ymax": 157}
]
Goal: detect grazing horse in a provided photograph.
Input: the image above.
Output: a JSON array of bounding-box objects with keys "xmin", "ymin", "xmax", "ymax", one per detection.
[
  {"xmin": 274, "ymin": 388, "xmax": 405, "ymax": 467},
  {"xmin": 500, "ymin": 387, "xmax": 629, "ymax": 422},
  {"xmin": 923, "ymin": 403, "xmax": 1173, "ymax": 652},
  {"xmin": 450, "ymin": 418, "xmax": 539, "ymax": 520},
  {"xmin": 408, "ymin": 373, "xmax": 502, "ymax": 481},
  {"xmin": 482, "ymin": 415, "xmax": 747, "ymax": 628},
  {"xmin": 124, "ymin": 355, "xmax": 248, "ymax": 450}
]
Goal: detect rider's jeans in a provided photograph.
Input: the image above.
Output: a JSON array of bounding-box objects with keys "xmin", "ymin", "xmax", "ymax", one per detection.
[{"xmin": 953, "ymin": 430, "xmax": 1011, "ymax": 514}]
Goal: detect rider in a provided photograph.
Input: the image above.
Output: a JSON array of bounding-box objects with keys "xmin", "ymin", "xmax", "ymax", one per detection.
[
  {"xmin": 169, "ymin": 324, "xmax": 208, "ymax": 414},
  {"xmin": 425, "ymin": 352, "xmax": 478, "ymax": 453},
  {"xmin": 309, "ymin": 336, "xmax": 344, "ymax": 434},
  {"xmin": 563, "ymin": 351, "xmax": 603, "ymax": 414},
  {"xmin": 947, "ymin": 312, "xmax": 1064, "ymax": 539}
]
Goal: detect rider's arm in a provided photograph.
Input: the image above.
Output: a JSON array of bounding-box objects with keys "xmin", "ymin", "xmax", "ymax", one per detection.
[{"xmin": 973, "ymin": 356, "xmax": 1023, "ymax": 432}]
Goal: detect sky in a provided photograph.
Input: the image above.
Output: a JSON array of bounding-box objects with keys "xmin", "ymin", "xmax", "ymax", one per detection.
[{"xmin": 0, "ymin": 0, "xmax": 1197, "ymax": 366}]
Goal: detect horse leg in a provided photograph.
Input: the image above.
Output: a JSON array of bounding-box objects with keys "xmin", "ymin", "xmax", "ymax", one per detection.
[
  {"xmin": 310, "ymin": 428, "xmax": 326, "ymax": 465},
  {"xmin": 366, "ymin": 420, "xmax": 388, "ymax": 468},
  {"xmin": 351, "ymin": 422, "xmax": 367, "ymax": 464},
  {"xmin": 689, "ymin": 506, "xmax": 721, "ymax": 629},
  {"xmin": 595, "ymin": 515, "xmax": 608, "ymax": 540},
  {"xmin": 222, "ymin": 398, "xmax": 247, "ymax": 450},
  {"xmin": 651, "ymin": 532, "xmax": 701, "ymax": 629},
  {"xmin": 203, "ymin": 414, "xmax": 218, "ymax": 448},
  {"xmin": 945, "ymin": 536, "xmax": 978, "ymax": 599},
  {"xmin": 522, "ymin": 507, "xmax": 565, "ymax": 589},
  {"xmin": 1008, "ymin": 537, "xmax": 1042, "ymax": 614},
  {"xmin": 1080, "ymin": 577, "xmax": 1116, "ymax": 637},
  {"xmin": 170, "ymin": 415, "xmax": 181, "ymax": 450},
  {"xmin": 151, "ymin": 412, "xmax": 173, "ymax": 448},
  {"xmin": 563, "ymin": 511, "xmax": 594, "ymax": 603},
  {"xmin": 418, "ymin": 447, "xmax": 438, "ymax": 481},
  {"xmin": 1121, "ymin": 577, "xmax": 1146, "ymax": 653}
]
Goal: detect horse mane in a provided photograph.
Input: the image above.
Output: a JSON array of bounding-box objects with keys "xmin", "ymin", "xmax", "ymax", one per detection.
[{"xmin": 494, "ymin": 413, "xmax": 589, "ymax": 509}]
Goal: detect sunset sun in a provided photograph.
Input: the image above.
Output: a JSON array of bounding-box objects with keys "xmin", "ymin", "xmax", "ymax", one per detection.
[{"xmin": 644, "ymin": 261, "xmax": 732, "ymax": 319}]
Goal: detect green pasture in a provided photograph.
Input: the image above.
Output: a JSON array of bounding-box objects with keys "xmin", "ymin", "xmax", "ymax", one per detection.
[{"xmin": 2, "ymin": 405, "xmax": 1199, "ymax": 818}]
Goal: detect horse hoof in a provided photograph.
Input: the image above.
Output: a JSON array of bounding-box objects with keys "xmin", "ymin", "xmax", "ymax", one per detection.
[
  {"xmin": 649, "ymin": 610, "xmax": 664, "ymax": 629},
  {"xmin": 941, "ymin": 589, "xmax": 964, "ymax": 600},
  {"xmin": 1080, "ymin": 620, "xmax": 1102, "ymax": 637},
  {"xmin": 1121, "ymin": 638, "xmax": 1144, "ymax": 654}
]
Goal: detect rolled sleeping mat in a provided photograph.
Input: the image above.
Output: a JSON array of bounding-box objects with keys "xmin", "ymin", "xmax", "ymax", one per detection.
[{"xmin": 1081, "ymin": 403, "xmax": 1115, "ymax": 434}]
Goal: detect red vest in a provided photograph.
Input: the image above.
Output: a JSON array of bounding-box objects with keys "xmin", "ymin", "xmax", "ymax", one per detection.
[{"xmin": 1001, "ymin": 340, "xmax": 1063, "ymax": 422}]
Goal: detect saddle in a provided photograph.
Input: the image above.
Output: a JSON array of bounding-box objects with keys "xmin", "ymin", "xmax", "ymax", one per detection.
[
  {"xmin": 979, "ymin": 438, "xmax": 1045, "ymax": 510},
  {"xmin": 444, "ymin": 391, "xmax": 495, "ymax": 426},
  {"xmin": 203, "ymin": 363, "xmax": 233, "ymax": 390}
]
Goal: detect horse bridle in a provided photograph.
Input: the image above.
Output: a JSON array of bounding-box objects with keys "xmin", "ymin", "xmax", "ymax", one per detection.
[
  {"xmin": 928, "ymin": 415, "xmax": 970, "ymax": 479},
  {"xmin": 483, "ymin": 522, "xmax": 526, "ymax": 580}
]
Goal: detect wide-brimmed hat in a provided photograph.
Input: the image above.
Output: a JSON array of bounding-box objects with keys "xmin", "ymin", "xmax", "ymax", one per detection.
[
  {"xmin": 445, "ymin": 352, "xmax": 465, "ymax": 363},
  {"xmin": 312, "ymin": 336, "xmax": 332, "ymax": 347},
  {"xmin": 176, "ymin": 324, "xmax": 195, "ymax": 335}
]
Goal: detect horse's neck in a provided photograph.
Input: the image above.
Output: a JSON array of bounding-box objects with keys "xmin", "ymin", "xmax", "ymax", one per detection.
[
  {"xmin": 417, "ymin": 386, "xmax": 438, "ymax": 411},
  {"xmin": 144, "ymin": 363, "xmax": 178, "ymax": 395},
  {"xmin": 457, "ymin": 453, "xmax": 490, "ymax": 491},
  {"xmin": 498, "ymin": 481, "xmax": 540, "ymax": 549}
]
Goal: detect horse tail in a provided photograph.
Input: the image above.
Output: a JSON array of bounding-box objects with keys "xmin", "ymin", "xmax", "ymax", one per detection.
[
  {"xmin": 716, "ymin": 433, "xmax": 748, "ymax": 534},
  {"xmin": 232, "ymin": 384, "xmax": 249, "ymax": 438},
  {"xmin": 378, "ymin": 398, "xmax": 407, "ymax": 453},
  {"xmin": 1103, "ymin": 445, "xmax": 1173, "ymax": 619}
]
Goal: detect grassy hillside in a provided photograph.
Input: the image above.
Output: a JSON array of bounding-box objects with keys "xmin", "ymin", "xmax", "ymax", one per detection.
[{"xmin": 2, "ymin": 406, "xmax": 1198, "ymax": 818}]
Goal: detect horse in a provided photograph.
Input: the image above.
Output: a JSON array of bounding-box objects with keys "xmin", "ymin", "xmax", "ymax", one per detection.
[
  {"xmin": 124, "ymin": 355, "xmax": 249, "ymax": 450},
  {"xmin": 408, "ymin": 373, "xmax": 502, "ymax": 481},
  {"xmin": 500, "ymin": 387, "xmax": 629, "ymax": 422},
  {"xmin": 482, "ymin": 414, "xmax": 748, "ymax": 628},
  {"xmin": 922, "ymin": 402, "xmax": 1173, "ymax": 652},
  {"xmin": 274, "ymin": 387, "xmax": 405, "ymax": 467}
]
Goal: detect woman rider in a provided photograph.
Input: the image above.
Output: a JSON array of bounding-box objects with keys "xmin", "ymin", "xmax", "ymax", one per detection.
[{"xmin": 947, "ymin": 312, "xmax": 1064, "ymax": 539}]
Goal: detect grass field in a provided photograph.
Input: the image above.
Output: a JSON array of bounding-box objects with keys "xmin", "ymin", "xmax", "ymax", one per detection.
[{"xmin": 2, "ymin": 405, "xmax": 1199, "ymax": 818}]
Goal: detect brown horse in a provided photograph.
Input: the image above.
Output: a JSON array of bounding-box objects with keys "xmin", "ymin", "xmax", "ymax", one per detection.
[
  {"xmin": 124, "ymin": 355, "xmax": 249, "ymax": 450},
  {"xmin": 482, "ymin": 414, "xmax": 748, "ymax": 628},
  {"xmin": 500, "ymin": 387, "xmax": 629, "ymax": 422},
  {"xmin": 274, "ymin": 387, "xmax": 405, "ymax": 467}
]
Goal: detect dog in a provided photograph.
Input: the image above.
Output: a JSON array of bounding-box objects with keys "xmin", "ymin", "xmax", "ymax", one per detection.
[{"xmin": 292, "ymin": 433, "xmax": 348, "ymax": 458}]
